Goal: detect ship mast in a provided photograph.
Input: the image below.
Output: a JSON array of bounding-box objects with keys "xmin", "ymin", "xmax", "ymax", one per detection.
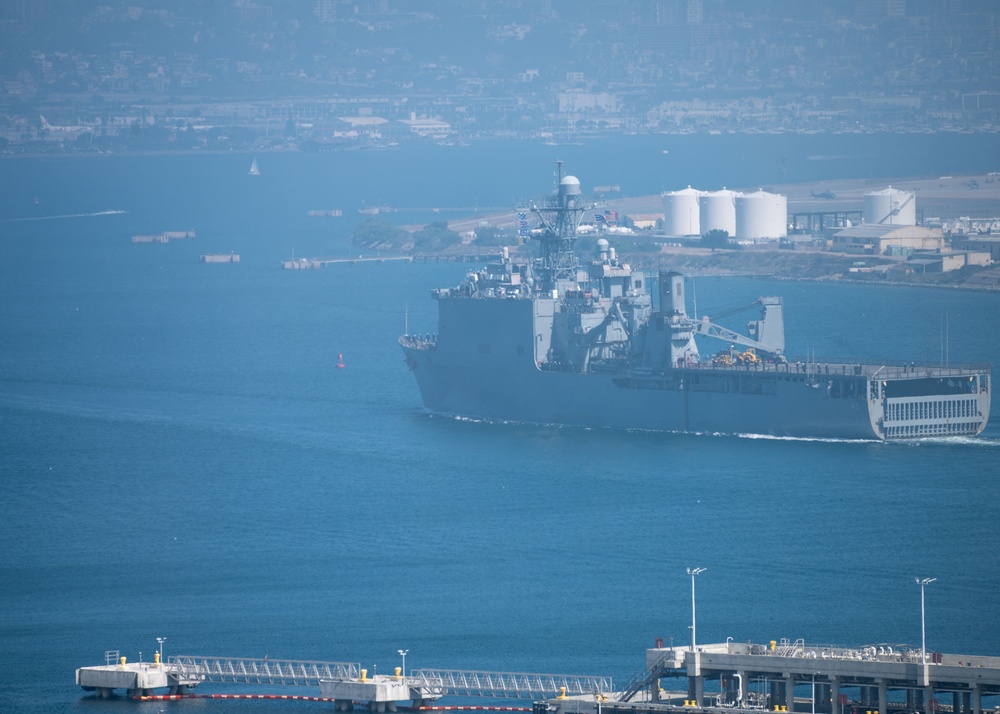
[{"xmin": 524, "ymin": 161, "xmax": 590, "ymax": 288}]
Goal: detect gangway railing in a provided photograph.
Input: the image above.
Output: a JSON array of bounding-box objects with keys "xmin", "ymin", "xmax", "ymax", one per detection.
[
  {"xmin": 168, "ymin": 656, "xmax": 361, "ymax": 686},
  {"xmin": 164, "ymin": 658, "xmax": 612, "ymax": 700},
  {"xmin": 618, "ymin": 650, "xmax": 684, "ymax": 703},
  {"xmin": 774, "ymin": 638, "xmax": 804, "ymax": 658},
  {"xmin": 409, "ymin": 669, "xmax": 614, "ymax": 700}
]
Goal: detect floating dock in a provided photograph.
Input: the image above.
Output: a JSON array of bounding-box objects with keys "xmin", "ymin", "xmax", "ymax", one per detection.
[
  {"xmin": 131, "ymin": 230, "xmax": 196, "ymax": 244},
  {"xmin": 75, "ymin": 639, "xmax": 1000, "ymax": 714},
  {"xmin": 281, "ymin": 254, "xmax": 501, "ymax": 269},
  {"xmin": 200, "ymin": 253, "xmax": 240, "ymax": 263},
  {"xmin": 281, "ymin": 256, "xmax": 414, "ymax": 270}
]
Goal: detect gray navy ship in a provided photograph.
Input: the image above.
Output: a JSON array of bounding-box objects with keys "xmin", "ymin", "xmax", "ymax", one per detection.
[{"xmin": 400, "ymin": 164, "xmax": 991, "ymax": 440}]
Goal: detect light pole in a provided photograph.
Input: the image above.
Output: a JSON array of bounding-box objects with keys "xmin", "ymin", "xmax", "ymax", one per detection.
[
  {"xmin": 156, "ymin": 637, "xmax": 166, "ymax": 665},
  {"xmin": 916, "ymin": 578, "xmax": 936, "ymax": 665},
  {"xmin": 398, "ymin": 649, "xmax": 408, "ymax": 680},
  {"xmin": 687, "ymin": 567, "xmax": 706, "ymax": 651}
]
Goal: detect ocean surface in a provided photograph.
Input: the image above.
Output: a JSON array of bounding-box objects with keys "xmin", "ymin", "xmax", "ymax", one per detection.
[{"xmin": 1, "ymin": 134, "xmax": 999, "ymax": 714}]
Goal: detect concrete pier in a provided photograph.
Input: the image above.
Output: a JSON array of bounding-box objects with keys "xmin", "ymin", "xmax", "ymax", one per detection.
[
  {"xmin": 75, "ymin": 639, "xmax": 1000, "ymax": 713},
  {"xmin": 319, "ymin": 673, "xmax": 411, "ymax": 712},
  {"xmin": 616, "ymin": 641, "xmax": 1000, "ymax": 714},
  {"xmin": 75, "ymin": 654, "xmax": 198, "ymax": 699}
]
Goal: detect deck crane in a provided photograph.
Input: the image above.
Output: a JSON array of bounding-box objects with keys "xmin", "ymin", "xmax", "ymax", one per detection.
[{"xmin": 689, "ymin": 296, "xmax": 785, "ymax": 358}]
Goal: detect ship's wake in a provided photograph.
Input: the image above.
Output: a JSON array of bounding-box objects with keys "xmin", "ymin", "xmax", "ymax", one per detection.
[
  {"xmin": 420, "ymin": 412, "xmax": 999, "ymax": 447},
  {"xmin": 893, "ymin": 435, "xmax": 1000, "ymax": 448},
  {"xmin": 806, "ymin": 154, "xmax": 866, "ymax": 161},
  {"xmin": 731, "ymin": 432, "xmax": 879, "ymax": 444},
  {"xmin": 425, "ymin": 413, "xmax": 880, "ymax": 443},
  {"xmin": 0, "ymin": 209, "xmax": 127, "ymax": 222}
]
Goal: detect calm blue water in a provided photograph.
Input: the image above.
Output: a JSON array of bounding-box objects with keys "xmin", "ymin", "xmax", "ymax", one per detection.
[{"xmin": 1, "ymin": 135, "xmax": 999, "ymax": 714}]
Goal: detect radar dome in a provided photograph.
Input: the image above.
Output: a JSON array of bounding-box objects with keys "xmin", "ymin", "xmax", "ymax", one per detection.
[{"xmin": 560, "ymin": 175, "xmax": 582, "ymax": 196}]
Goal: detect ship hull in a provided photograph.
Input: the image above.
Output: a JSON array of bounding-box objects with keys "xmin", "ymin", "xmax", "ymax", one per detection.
[{"xmin": 401, "ymin": 342, "xmax": 900, "ymax": 440}]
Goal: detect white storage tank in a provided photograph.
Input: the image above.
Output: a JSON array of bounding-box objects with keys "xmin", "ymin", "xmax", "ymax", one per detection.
[
  {"xmin": 661, "ymin": 186, "xmax": 702, "ymax": 237},
  {"xmin": 864, "ymin": 186, "xmax": 916, "ymax": 226},
  {"xmin": 736, "ymin": 190, "xmax": 787, "ymax": 240},
  {"xmin": 699, "ymin": 189, "xmax": 739, "ymax": 236}
]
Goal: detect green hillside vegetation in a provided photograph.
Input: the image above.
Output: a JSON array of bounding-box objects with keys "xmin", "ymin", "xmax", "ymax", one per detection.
[
  {"xmin": 351, "ymin": 219, "xmax": 463, "ymax": 253},
  {"xmin": 473, "ymin": 225, "xmax": 520, "ymax": 247},
  {"xmin": 350, "ymin": 218, "xmax": 409, "ymax": 251},
  {"xmin": 411, "ymin": 222, "xmax": 462, "ymax": 252}
]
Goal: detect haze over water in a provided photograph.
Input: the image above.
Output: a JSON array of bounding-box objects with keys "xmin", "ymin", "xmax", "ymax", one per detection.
[{"xmin": 1, "ymin": 134, "xmax": 999, "ymax": 714}]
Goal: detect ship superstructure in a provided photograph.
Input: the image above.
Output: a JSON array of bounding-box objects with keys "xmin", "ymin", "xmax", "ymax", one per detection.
[{"xmin": 400, "ymin": 165, "xmax": 990, "ymax": 440}]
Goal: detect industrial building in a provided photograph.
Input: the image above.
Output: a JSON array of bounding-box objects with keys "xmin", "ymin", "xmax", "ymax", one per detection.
[
  {"xmin": 830, "ymin": 224, "xmax": 944, "ymax": 255},
  {"xmin": 896, "ymin": 249, "xmax": 992, "ymax": 275},
  {"xmin": 954, "ymin": 235, "xmax": 1000, "ymax": 261},
  {"xmin": 624, "ymin": 213, "xmax": 662, "ymax": 230}
]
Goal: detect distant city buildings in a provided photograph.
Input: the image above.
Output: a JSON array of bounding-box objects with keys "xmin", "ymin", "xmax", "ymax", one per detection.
[{"xmin": 0, "ymin": 0, "xmax": 998, "ymax": 153}]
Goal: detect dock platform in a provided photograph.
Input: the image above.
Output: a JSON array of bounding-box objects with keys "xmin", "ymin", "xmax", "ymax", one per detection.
[
  {"xmin": 601, "ymin": 640, "xmax": 1000, "ymax": 714},
  {"xmin": 280, "ymin": 253, "xmax": 502, "ymax": 269},
  {"xmin": 75, "ymin": 651, "xmax": 200, "ymax": 699},
  {"xmin": 201, "ymin": 253, "xmax": 240, "ymax": 263},
  {"xmin": 131, "ymin": 230, "xmax": 196, "ymax": 244},
  {"xmin": 75, "ymin": 639, "xmax": 1000, "ymax": 714}
]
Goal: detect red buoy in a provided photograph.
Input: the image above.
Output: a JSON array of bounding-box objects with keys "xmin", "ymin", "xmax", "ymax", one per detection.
[{"xmin": 336, "ymin": 353, "xmax": 345, "ymax": 369}]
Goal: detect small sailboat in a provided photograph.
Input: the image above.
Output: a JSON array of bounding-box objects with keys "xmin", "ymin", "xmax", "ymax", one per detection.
[{"xmin": 248, "ymin": 158, "xmax": 260, "ymax": 176}]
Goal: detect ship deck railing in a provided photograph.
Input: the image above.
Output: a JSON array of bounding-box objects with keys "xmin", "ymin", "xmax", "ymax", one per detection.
[
  {"xmin": 400, "ymin": 335, "xmax": 437, "ymax": 349},
  {"xmin": 542, "ymin": 359, "xmax": 989, "ymax": 379},
  {"xmin": 766, "ymin": 358, "xmax": 991, "ymax": 380},
  {"xmin": 679, "ymin": 358, "xmax": 989, "ymax": 380}
]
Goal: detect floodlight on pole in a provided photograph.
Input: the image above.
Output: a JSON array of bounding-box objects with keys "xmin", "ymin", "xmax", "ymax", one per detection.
[
  {"xmin": 156, "ymin": 637, "xmax": 166, "ymax": 666},
  {"xmin": 916, "ymin": 578, "xmax": 936, "ymax": 666},
  {"xmin": 687, "ymin": 567, "xmax": 707, "ymax": 651},
  {"xmin": 398, "ymin": 649, "xmax": 408, "ymax": 679}
]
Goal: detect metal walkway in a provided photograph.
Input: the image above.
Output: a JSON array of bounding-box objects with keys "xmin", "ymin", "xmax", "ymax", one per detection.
[
  {"xmin": 409, "ymin": 669, "xmax": 614, "ymax": 699},
  {"xmin": 162, "ymin": 657, "xmax": 611, "ymax": 700},
  {"xmin": 168, "ymin": 656, "xmax": 361, "ymax": 686}
]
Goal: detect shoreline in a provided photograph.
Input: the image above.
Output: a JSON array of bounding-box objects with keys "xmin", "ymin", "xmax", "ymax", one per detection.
[
  {"xmin": 443, "ymin": 172, "xmax": 1000, "ymax": 237},
  {"xmin": 2, "ymin": 127, "xmax": 999, "ymax": 162},
  {"xmin": 445, "ymin": 171, "xmax": 1000, "ymax": 236},
  {"xmin": 439, "ymin": 171, "xmax": 1000, "ymax": 293}
]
